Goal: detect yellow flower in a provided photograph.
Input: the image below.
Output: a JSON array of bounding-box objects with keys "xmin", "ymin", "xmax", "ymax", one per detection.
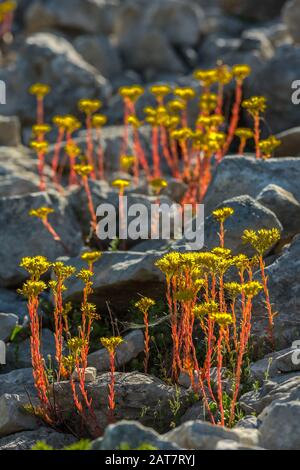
[
  {"xmin": 119, "ymin": 85, "xmax": 144, "ymax": 103},
  {"xmin": 212, "ymin": 207, "xmax": 234, "ymax": 223},
  {"xmin": 199, "ymin": 93, "xmax": 218, "ymax": 113},
  {"xmin": 155, "ymin": 252, "xmax": 182, "ymax": 277},
  {"xmin": 29, "ymin": 207, "xmax": 54, "ymax": 221},
  {"xmin": 68, "ymin": 337, "xmax": 87, "ymax": 354},
  {"xmin": 81, "ymin": 302, "xmax": 100, "ymax": 320},
  {"xmin": 211, "ymin": 247, "xmax": 232, "ymax": 258},
  {"xmin": 216, "ymin": 65, "xmax": 232, "ymax": 85},
  {"xmin": 232, "ymin": 64, "xmax": 251, "ymax": 81},
  {"xmin": 120, "ymin": 155, "xmax": 136, "ymax": 171},
  {"xmin": 65, "ymin": 143, "xmax": 81, "ymax": 158},
  {"xmin": 32, "ymin": 124, "xmax": 52, "ymax": 136},
  {"xmin": 0, "ymin": 1, "xmax": 17, "ymax": 14},
  {"xmin": 150, "ymin": 85, "xmax": 172, "ymax": 99},
  {"xmin": 194, "ymin": 69, "xmax": 218, "ymax": 88},
  {"xmin": 30, "ymin": 140, "xmax": 49, "ymax": 153},
  {"xmin": 242, "ymin": 228, "xmax": 281, "ymax": 256},
  {"xmin": 62, "ymin": 115, "xmax": 81, "ymax": 133},
  {"xmin": 149, "ymin": 178, "xmax": 168, "ymax": 192},
  {"xmin": 210, "ymin": 312, "xmax": 233, "ymax": 327},
  {"xmin": 92, "ymin": 114, "xmax": 107, "ymax": 128},
  {"xmin": 100, "ymin": 336, "xmax": 124, "ymax": 353},
  {"xmin": 135, "ymin": 297, "xmax": 156, "ymax": 313},
  {"xmin": 81, "ymin": 251, "xmax": 102, "ymax": 265},
  {"xmin": 77, "ymin": 269, "xmax": 94, "ymax": 283},
  {"xmin": 174, "ymin": 87, "xmax": 196, "ymax": 101},
  {"xmin": 74, "ymin": 164, "xmax": 94, "ymax": 177},
  {"xmin": 224, "ymin": 282, "xmax": 242, "ymax": 299},
  {"xmin": 52, "ymin": 262, "xmax": 76, "ymax": 280},
  {"xmin": 29, "ymin": 83, "xmax": 51, "ymax": 98},
  {"xmin": 127, "ymin": 115, "xmax": 143, "ymax": 128},
  {"xmin": 18, "ymin": 280, "xmax": 47, "ymax": 298},
  {"xmin": 78, "ymin": 99, "xmax": 102, "ymax": 115},
  {"xmin": 242, "ymin": 96, "xmax": 267, "ymax": 116},
  {"xmin": 174, "ymin": 288, "xmax": 196, "ymax": 302},
  {"xmin": 193, "ymin": 301, "xmax": 219, "ymax": 318},
  {"xmin": 235, "ymin": 128, "xmax": 254, "ymax": 140},
  {"xmin": 168, "ymin": 100, "xmax": 186, "ymax": 113},
  {"xmin": 20, "ymin": 256, "xmax": 51, "ymax": 280},
  {"xmin": 259, "ymin": 136, "xmax": 281, "ymax": 158},
  {"xmin": 242, "ymin": 281, "xmax": 263, "ymax": 298},
  {"xmin": 111, "ymin": 179, "xmax": 130, "ymax": 190}
]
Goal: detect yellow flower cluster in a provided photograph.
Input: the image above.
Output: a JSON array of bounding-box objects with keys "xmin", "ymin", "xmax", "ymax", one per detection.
[
  {"xmin": 29, "ymin": 207, "xmax": 54, "ymax": 221},
  {"xmin": 100, "ymin": 336, "xmax": 124, "ymax": 353},
  {"xmin": 135, "ymin": 297, "xmax": 156, "ymax": 313},
  {"xmin": 242, "ymin": 228, "xmax": 281, "ymax": 256},
  {"xmin": 212, "ymin": 207, "xmax": 234, "ymax": 223}
]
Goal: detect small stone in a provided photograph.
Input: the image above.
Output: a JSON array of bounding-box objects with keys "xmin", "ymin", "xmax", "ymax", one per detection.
[{"xmin": 71, "ymin": 367, "xmax": 97, "ymax": 383}]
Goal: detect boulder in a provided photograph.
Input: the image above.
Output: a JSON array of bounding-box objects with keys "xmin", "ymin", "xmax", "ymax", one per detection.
[
  {"xmin": 52, "ymin": 372, "xmax": 190, "ymax": 433},
  {"xmin": 219, "ymin": 0, "xmax": 286, "ymax": 21},
  {"xmin": 246, "ymin": 45, "xmax": 300, "ymax": 133},
  {"xmin": 282, "ymin": 0, "xmax": 300, "ymax": 44},
  {"xmin": 73, "ymin": 35, "xmax": 122, "ymax": 79},
  {"xmin": 0, "ymin": 427, "xmax": 76, "ymax": 450},
  {"xmin": 0, "ymin": 116, "xmax": 21, "ymax": 147},
  {"xmin": 0, "ymin": 288, "xmax": 28, "ymax": 322},
  {"xmin": 275, "ymin": 127, "xmax": 300, "ymax": 157},
  {"xmin": 259, "ymin": 400, "xmax": 300, "ymax": 449},
  {"xmin": 0, "ymin": 33, "xmax": 111, "ymax": 123},
  {"xmin": 92, "ymin": 420, "xmax": 181, "ymax": 450},
  {"xmin": 0, "ymin": 368, "xmax": 35, "ymax": 397},
  {"xmin": 0, "ymin": 393, "xmax": 39, "ymax": 437},
  {"xmin": 163, "ymin": 420, "xmax": 239, "ymax": 450},
  {"xmin": 25, "ymin": 0, "xmax": 118, "ymax": 35},
  {"xmin": 62, "ymin": 251, "xmax": 165, "ymax": 313},
  {"xmin": 0, "ymin": 191, "xmax": 83, "ymax": 287},
  {"xmin": 0, "ymin": 313, "xmax": 18, "ymax": 342},
  {"xmin": 88, "ymin": 330, "xmax": 144, "ymax": 371},
  {"xmin": 6, "ymin": 329, "xmax": 56, "ymax": 370},
  {"xmin": 256, "ymin": 184, "xmax": 300, "ymax": 239},
  {"xmin": 204, "ymin": 156, "xmax": 300, "ymax": 213}
]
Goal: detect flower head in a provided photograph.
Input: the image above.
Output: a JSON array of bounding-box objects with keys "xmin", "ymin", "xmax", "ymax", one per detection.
[
  {"xmin": 150, "ymin": 85, "xmax": 172, "ymax": 100},
  {"xmin": 174, "ymin": 87, "xmax": 196, "ymax": 101},
  {"xmin": 119, "ymin": 85, "xmax": 144, "ymax": 103},
  {"xmin": 242, "ymin": 96, "xmax": 267, "ymax": 116},
  {"xmin": 29, "ymin": 207, "xmax": 54, "ymax": 221},
  {"xmin": 259, "ymin": 136, "xmax": 281, "ymax": 159},
  {"xmin": 30, "ymin": 140, "xmax": 49, "ymax": 153},
  {"xmin": 111, "ymin": 179, "xmax": 130, "ymax": 190},
  {"xmin": 212, "ymin": 207, "xmax": 234, "ymax": 223},
  {"xmin": 81, "ymin": 251, "xmax": 102, "ymax": 266},
  {"xmin": 242, "ymin": 281, "xmax": 263, "ymax": 298},
  {"xmin": 135, "ymin": 297, "xmax": 155, "ymax": 313},
  {"xmin": 65, "ymin": 143, "xmax": 81, "ymax": 158},
  {"xmin": 210, "ymin": 312, "xmax": 233, "ymax": 327},
  {"xmin": 232, "ymin": 65, "xmax": 251, "ymax": 81},
  {"xmin": 149, "ymin": 177, "xmax": 168, "ymax": 193},
  {"xmin": 235, "ymin": 128, "xmax": 254, "ymax": 141},
  {"xmin": 29, "ymin": 83, "xmax": 51, "ymax": 98},
  {"xmin": 74, "ymin": 164, "xmax": 94, "ymax": 178},
  {"xmin": 242, "ymin": 228, "xmax": 281, "ymax": 256},
  {"xmin": 100, "ymin": 336, "xmax": 124, "ymax": 353},
  {"xmin": 78, "ymin": 99, "xmax": 102, "ymax": 115},
  {"xmin": 52, "ymin": 262, "xmax": 76, "ymax": 281},
  {"xmin": 32, "ymin": 124, "xmax": 52, "ymax": 136},
  {"xmin": 18, "ymin": 280, "xmax": 47, "ymax": 298},
  {"xmin": 194, "ymin": 69, "xmax": 218, "ymax": 88},
  {"xmin": 224, "ymin": 282, "xmax": 242, "ymax": 299},
  {"xmin": 20, "ymin": 256, "xmax": 51, "ymax": 280},
  {"xmin": 92, "ymin": 114, "xmax": 107, "ymax": 128},
  {"xmin": 120, "ymin": 155, "xmax": 136, "ymax": 171}
]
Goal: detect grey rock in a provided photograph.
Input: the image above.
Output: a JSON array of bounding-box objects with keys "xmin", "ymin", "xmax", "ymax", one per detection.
[
  {"xmin": 0, "ymin": 288, "xmax": 28, "ymax": 322},
  {"xmin": 204, "ymin": 155, "xmax": 300, "ymax": 214},
  {"xmin": 0, "ymin": 191, "xmax": 83, "ymax": 287},
  {"xmin": 275, "ymin": 348, "xmax": 300, "ymax": 373},
  {"xmin": 259, "ymin": 400, "xmax": 300, "ymax": 449},
  {"xmin": 25, "ymin": 0, "xmax": 118, "ymax": 35},
  {"xmin": 63, "ymin": 250, "xmax": 164, "ymax": 314},
  {"xmin": 52, "ymin": 372, "xmax": 189, "ymax": 433},
  {"xmin": 246, "ymin": 45, "xmax": 300, "ymax": 133},
  {"xmin": 0, "ymin": 393, "xmax": 39, "ymax": 437},
  {"xmin": 161, "ymin": 178, "xmax": 188, "ymax": 203},
  {"xmin": 219, "ymin": 0, "xmax": 286, "ymax": 21},
  {"xmin": 256, "ymin": 184, "xmax": 300, "ymax": 239},
  {"xmin": 0, "ymin": 116, "xmax": 21, "ymax": 147},
  {"xmin": 0, "ymin": 313, "xmax": 18, "ymax": 342},
  {"xmin": 143, "ymin": 0, "xmax": 205, "ymax": 47},
  {"xmin": 249, "ymin": 348, "xmax": 292, "ymax": 383},
  {"xmin": 0, "ymin": 147, "xmax": 41, "ymax": 197},
  {"xmin": 0, "ymin": 33, "xmax": 110, "ymax": 123},
  {"xmin": 164, "ymin": 420, "xmax": 239, "ymax": 450},
  {"xmin": 234, "ymin": 415, "xmax": 259, "ymax": 429},
  {"xmin": 252, "ymin": 235, "xmax": 300, "ymax": 349},
  {"xmin": 0, "ymin": 368, "xmax": 35, "ymax": 397},
  {"xmin": 74, "ymin": 35, "xmax": 122, "ymax": 79},
  {"xmin": 71, "ymin": 367, "xmax": 97, "ymax": 383},
  {"xmin": 88, "ymin": 330, "xmax": 144, "ymax": 372},
  {"xmin": 215, "ymin": 439, "xmax": 263, "ymax": 450},
  {"xmin": 275, "ymin": 126, "xmax": 300, "ymax": 157},
  {"xmin": 6, "ymin": 329, "xmax": 56, "ymax": 370},
  {"xmin": 0, "ymin": 427, "xmax": 76, "ymax": 450},
  {"xmin": 92, "ymin": 420, "xmax": 181, "ymax": 450},
  {"xmin": 175, "ymin": 195, "xmax": 282, "ymax": 256},
  {"xmin": 240, "ymin": 375, "xmax": 300, "ymax": 415},
  {"xmin": 282, "ymin": 0, "xmax": 300, "ymax": 44}
]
